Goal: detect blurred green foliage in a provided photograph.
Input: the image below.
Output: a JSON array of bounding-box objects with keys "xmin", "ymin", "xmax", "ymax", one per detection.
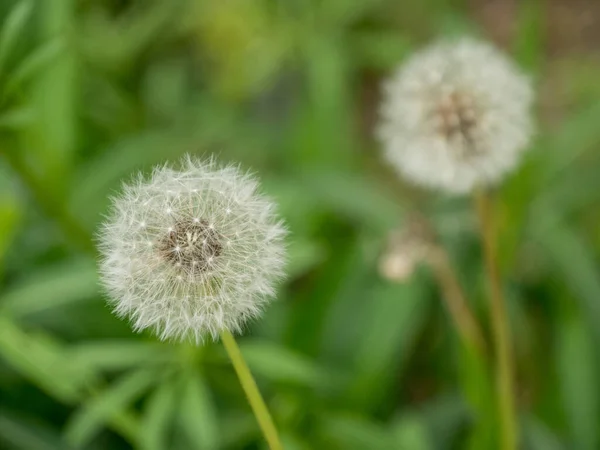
[{"xmin": 1, "ymin": 0, "xmax": 600, "ymax": 449}]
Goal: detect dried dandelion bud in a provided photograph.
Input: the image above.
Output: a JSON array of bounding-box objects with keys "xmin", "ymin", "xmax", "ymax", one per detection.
[
  {"xmin": 379, "ymin": 251, "xmax": 417, "ymax": 282},
  {"xmin": 378, "ymin": 37, "xmax": 533, "ymax": 194},
  {"xmin": 379, "ymin": 219, "xmax": 433, "ymax": 282},
  {"xmin": 98, "ymin": 156, "xmax": 287, "ymax": 342}
]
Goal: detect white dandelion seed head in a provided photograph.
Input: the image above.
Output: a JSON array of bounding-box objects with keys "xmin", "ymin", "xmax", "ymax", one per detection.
[
  {"xmin": 377, "ymin": 37, "xmax": 534, "ymax": 194},
  {"xmin": 98, "ymin": 156, "xmax": 287, "ymax": 342}
]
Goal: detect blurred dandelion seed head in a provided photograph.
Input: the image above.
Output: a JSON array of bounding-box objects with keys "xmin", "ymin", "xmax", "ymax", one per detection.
[
  {"xmin": 379, "ymin": 219, "xmax": 433, "ymax": 282},
  {"xmin": 98, "ymin": 156, "xmax": 287, "ymax": 342},
  {"xmin": 378, "ymin": 37, "xmax": 534, "ymax": 194},
  {"xmin": 379, "ymin": 251, "xmax": 417, "ymax": 282}
]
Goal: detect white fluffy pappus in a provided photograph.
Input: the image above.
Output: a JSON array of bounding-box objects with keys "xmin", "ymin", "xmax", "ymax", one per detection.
[
  {"xmin": 98, "ymin": 156, "xmax": 287, "ymax": 342},
  {"xmin": 377, "ymin": 37, "xmax": 534, "ymax": 194}
]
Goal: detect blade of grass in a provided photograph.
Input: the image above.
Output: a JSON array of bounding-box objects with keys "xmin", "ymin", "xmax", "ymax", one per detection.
[
  {"xmin": 179, "ymin": 371, "xmax": 220, "ymax": 450},
  {"xmin": 140, "ymin": 380, "xmax": 178, "ymax": 450},
  {"xmin": 64, "ymin": 368, "xmax": 160, "ymax": 448},
  {"xmin": 2, "ymin": 38, "xmax": 64, "ymax": 98},
  {"xmin": 348, "ymin": 275, "xmax": 429, "ymax": 411},
  {"xmin": 0, "ymin": 0, "xmax": 34, "ymax": 79},
  {"xmin": 556, "ymin": 301, "xmax": 599, "ymax": 450}
]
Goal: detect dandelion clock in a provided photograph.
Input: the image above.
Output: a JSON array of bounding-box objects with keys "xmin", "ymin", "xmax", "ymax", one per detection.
[
  {"xmin": 98, "ymin": 155, "xmax": 286, "ymax": 449},
  {"xmin": 377, "ymin": 37, "xmax": 536, "ymax": 450},
  {"xmin": 378, "ymin": 37, "xmax": 533, "ymax": 194}
]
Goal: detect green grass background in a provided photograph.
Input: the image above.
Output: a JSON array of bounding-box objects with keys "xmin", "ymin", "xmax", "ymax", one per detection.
[{"xmin": 1, "ymin": 0, "xmax": 600, "ymax": 449}]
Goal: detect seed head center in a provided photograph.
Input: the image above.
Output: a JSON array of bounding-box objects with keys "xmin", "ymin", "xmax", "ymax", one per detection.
[
  {"xmin": 159, "ymin": 219, "xmax": 222, "ymax": 274},
  {"xmin": 432, "ymin": 91, "xmax": 478, "ymax": 144}
]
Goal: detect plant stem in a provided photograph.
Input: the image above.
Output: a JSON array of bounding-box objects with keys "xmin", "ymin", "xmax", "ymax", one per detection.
[
  {"xmin": 403, "ymin": 214, "xmax": 486, "ymax": 357},
  {"xmin": 362, "ymin": 153, "xmax": 486, "ymax": 356},
  {"xmin": 426, "ymin": 245, "xmax": 487, "ymax": 357},
  {"xmin": 220, "ymin": 329, "xmax": 283, "ymax": 450},
  {"xmin": 474, "ymin": 189, "xmax": 517, "ymax": 450}
]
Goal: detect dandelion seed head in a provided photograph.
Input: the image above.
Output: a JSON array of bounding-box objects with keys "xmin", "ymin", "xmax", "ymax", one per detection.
[
  {"xmin": 379, "ymin": 216, "xmax": 434, "ymax": 282},
  {"xmin": 379, "ymin": 251, "xmax": 417, "ymax": 282},
  {"xmin": 98, "ymin": 156, "xmax": 287, "ymax": 342},
  {"xmin": 378, "ymin": 37, "xmax": 534, "ymax": 194}
]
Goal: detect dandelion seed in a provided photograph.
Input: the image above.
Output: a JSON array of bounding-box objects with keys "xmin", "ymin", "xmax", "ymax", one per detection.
[
  {"xmin": 377, "ymin": 37, "xmax": 533, "ymax": 194},
  {"xmin": 98, "ymin": 156, "xmax": 287, "ymax": 342}
]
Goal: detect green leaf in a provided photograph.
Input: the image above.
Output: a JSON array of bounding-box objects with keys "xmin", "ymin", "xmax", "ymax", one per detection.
[
  {"xmin": 28, "ymin": 0, "xmax": 77, "ymax": 187},
  {"xmin": 140, "ymin": 381, "xmax": 178, "ymax": 450},
  {"xmin": 0, "ymin": 107, "xmax": 35, "ymax": 129},
  {"xmin": 459, "ymin": 345, "xmax": 496, "ymax": 450},
  {"xmin": 218, "ymin": 412, "xmax": 256, "ymax": 449},
  {"xmin": 532, "ymin": 217, "xmax": 600, "ymax": 345},
  {"xmin": 390, "ymin": 413, "xmax": 433, "ymax": 450},
  {"xmin": 319, "ymin": 0, "xmax": 385, "ymax": 27},
  {"xmin": 78, "ymin": 2, "xmax": 178, "ymax": 72},
  {"xmin": 419, "ymin": 395, "xmax": 468, "ymax": 450},
  {"xmin": 513, "ymin": 0, "xmax": 545, "ymax": 72},
  {"xmin": 3, "ymin": 38, "xmax": 64, "ymax": 96},
  {"xmin": 65, "ymin": 368, "xmax": 159, "ymax": 447},
  {"xmin": 319, "ymin": 415, "xmax": 393, "ymax": 450},
  {"xmin": 287, "ymin": 238, "xmax": 326, "ymax": 279},
  {"xmin": 556, "ymin": 310, "xmax": 598, "ymax": 450},
  {"xmin": 348, "ymin": 276, "xmax": 429, "ymax": 410},
  {"xmin": 286, "ymin": 230, "xmax": 368, "ymax": 356},
  {"xmin": 535, "ymin": 163, "xmax": 600, "ymax": 220},
  {"xmin": 521, "ymin": 415, "xmax": 565, "ymax": 450},
  {"xmin": 540, "ymin": 103, "xmax": 600, "ymax": 184},
  {"xmin": 301, "ymin": 171, "xmax": 403, "ymax": 231},
  {"xmin": 0, "ymin": 259, "xmax": 98, "ymax": 318},
  {"xmin": 69, "ymin": 105, "xmax": 257, "ymax": 229},
  {"xmin": 142, "ymin": 57, "xmax": 187, "ymax": 122},
  {"xmin": 179, "ymin": 372, "xmax": 220, "ymax": 450},
  {"xmin": 68, "ymin": 341, "xmax": 173, "ymax": 372},
  {"xmin": 280, "ymin": 433, "xmax": 311, "ymax": 450},
  {"xmin": 0, "ymin": 316, "xmax": 89, "ymax": 401},
  {"xmin": 0, "ymin": 0, "xmax": 34, "ymax": 78},
  {"xmin": 318, "ymin": 234, "xmax": 380, "ymax": 363},
  {"xmin": 291, "ymin": 36, "xmax": 355, "ymax": 168},
  {"xmin": 261, "ymin": 175, "xmax": 322, "ymax": 237},
  {"xmin": 68, "ymin": 129, "xmax": 200, "ymax": 225},
  {"xmin": 350, "ymin": 31, "xmax": 412, "ymax": 70},
  {"xmin": 0, "ymin": 410, "xmax": 71, "ymax": 450},
  {"xmin": 435, "ymin": 9, "xmax": 477, "ymax": 36},
  {"xmin": 239, "ymin": 340, "xmax": 332, "ymax": 388},
  {"xmin": 0, "ymin": 195, "xmax": 20, "ymax": 266},
  {"xmin": 194, "ymin": 0, "xmax": 290, "ymax": 100}
]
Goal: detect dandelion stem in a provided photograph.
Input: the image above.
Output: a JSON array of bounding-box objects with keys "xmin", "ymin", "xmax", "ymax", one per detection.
[
  {"xmin": 409, "ymin": 214, "xmax": 487, "ymax": 356},
  {"xmin": 220, "ymin": 329, "xmax": 283, "ymax": 450},
  {"xmin": 426, "ymin": 245, "xmax": 487, "ymax": 356},
  {"xmin": 474, "ymin": 189, "xmax": 517, "ymax": 450}
]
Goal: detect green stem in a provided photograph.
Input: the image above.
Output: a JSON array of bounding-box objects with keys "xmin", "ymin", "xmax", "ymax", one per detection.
[
  {"xmin": 220, "ymin": 329, "xmax": 283, "ymax": 450},
  {"xmin": 474, "ymin": 189, "xmax": 517, "ymax": 450},
  {"xmin": 426, "ymin": 245, "xmax": 487, "ymax": 357}
]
